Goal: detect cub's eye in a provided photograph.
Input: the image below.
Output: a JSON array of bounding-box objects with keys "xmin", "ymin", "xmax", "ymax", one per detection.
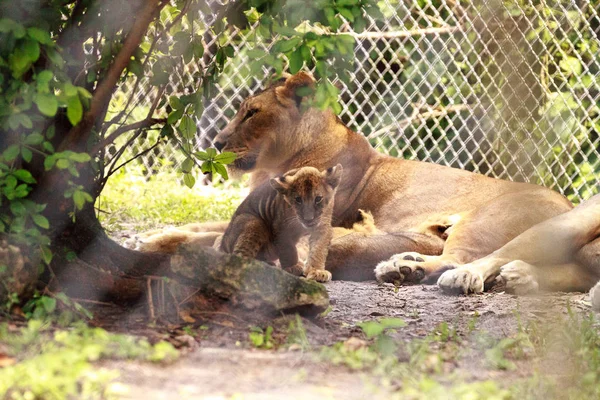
[
  {"xmin": 295, "ymin": 196, "xmax": 303, "ymax": 204},
  {"xmin": 243, "ymin": 108, "xmax": 259, "ymax": 122},
  {"xmin": 315, "ymin": 196, "xmax": 323, "ymax": 204}
]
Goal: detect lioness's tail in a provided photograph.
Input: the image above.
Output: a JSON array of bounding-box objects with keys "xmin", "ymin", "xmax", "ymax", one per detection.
[{"xmin": 591, "ymin": 281, "xmax": 600, "ymax": 312}]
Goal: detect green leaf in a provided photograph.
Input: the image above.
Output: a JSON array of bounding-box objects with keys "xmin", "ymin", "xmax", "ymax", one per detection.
[
  {"xmin": 32, "ymin": 214, "xmax": 50, "ymax": 229},
  {"xmin": 68, "ymin": 152, "xmax": 91, "ymax": 163},
  {"xmin": 67, "ymin": 96, "xmax": 83, "ymax": 125},
  {"xmin": 24, "ymin": 133, "xmax": 44, "ymax": 145},
  {"xmin": 27, "ymin": 27, "xmax": 52, "ymax": 44},
  {"xmin": 289, "ymin": 48, "xmax": 304, "ymax": 74},
  {"xmin": 194, "ymin": 151, "xmax": 209, "ymax": 161},
  {"xmin": 205, "ymin": 148, "xmax": 217, "ymax": 159},
  {"xmin": 40, "ymin": 296, "xmax": 56, "ymax": 313},
  {"xmin": 183, "ymin": 173, "xmax": 196, "ymax": 188},
  {"xmin": 3, "ymin": 145, "xmax": 20, "ymax": 161},
  {"xmin": 77, "ymin": 87, "xmax": 92, "ymax": 99},
  {"xmin": 273, "ymin": 37, "xmax": 301, "ymax": 54},
  {"xmin": 559, "ymin": 56, "xmax": 582, "ymax": 76},
  {"xmin": 223, "ymin": 45, "xmax": 234, "ymax": 57},
  {"xmin": 13, "ymin": 169, "xmax": 36, "ymax": 183},
  {"xmin": 167, "ymin": 107, "xmax": 184, "ymax": 124},
  {"xmin": 128, "ymin": 58, "xmax": 144, "ymax": 78},
  {"xmin": 213, "ymin": 151, "xmax": 237, "ymax": 165},
  {"xmin": 34, "ymin": 93, "xmax": 58, "ymax": 117},
  {"xmin": 44, "ymin": 155, "xmax": 56, "ymax": 170},
  {"xmin": 22, "ymin": 38, "xmax": 40, "ymax": 62},
  {"xmin": 63, "ymin": 83, "xmax": 78, "ymax": 96},
  {"xmin": 338, "ymin": 7, "xmax": 355, "ymax": 22},
  {"xmin": 213, "ymin": 162, "xmax": 229, "ymax": 180},
  {"xmin": 10, "ymin": 201, "xmax": 26, "ymax": 216},
  {"xmin": 73, "ymin": 191, "xmax": 85, "ymax": 210},
  {"xmin": 41, "ymin": 245, "xmax": 53, "ymax": 264},
  {"xmin": 5, "ymin": 175, "xmax": 17, "ymax": 189},
  {"xmin": 169, "ymin": 96, "xmax": 183, "ymax": 110},
  {"xmin": 178, "ymin": 115, "xmax": 196, "ymax": 140},
  {"xmin": 56, "ymin": 159, "xmax": 70, "ymax": 169},
  {"xmin": 200, "ymin": 160, "xmax": 213, "ymax": 174},
  {"xmin": 21, "ymin": 147, "xmax": 32, "ymax": 163},
  {"xmin": 181, "ymin": 157, "xmax": 194, "ymax": 173}
]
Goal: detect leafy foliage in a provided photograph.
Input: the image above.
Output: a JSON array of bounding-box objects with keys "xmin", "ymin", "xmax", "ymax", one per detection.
[{"xmin": 0, "ymin": 320, "xmax": 178, "ymax": 399}]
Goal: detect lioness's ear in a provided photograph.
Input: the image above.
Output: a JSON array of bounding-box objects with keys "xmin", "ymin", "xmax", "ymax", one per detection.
[
  {"xmin": 275, "ymin": 72, "xmax": 315, "ymax": 108},
  {"xmin": 324, "ymin": 164, "xmax": 343, "ymax": 189},
  {"xmin": 270, "ymin": 176, "xmax": 290, "ymax": 194}
]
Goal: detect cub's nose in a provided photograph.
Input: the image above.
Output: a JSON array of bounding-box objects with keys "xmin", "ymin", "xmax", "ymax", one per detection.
[{"xmin": 214, "ymin": 141, "xmax": 225, "ymax": 151}]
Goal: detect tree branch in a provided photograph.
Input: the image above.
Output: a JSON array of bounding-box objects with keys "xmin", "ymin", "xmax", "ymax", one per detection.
[
  {"xmin": 58, "ymin": 0, "xmax": 167, "ymax": 153},
  {"xmin": 91, "ymin": 118, "xmax": 166, "ymax": 155}
]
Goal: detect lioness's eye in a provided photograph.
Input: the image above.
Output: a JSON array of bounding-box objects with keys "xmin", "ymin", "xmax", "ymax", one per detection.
[
  {"xmin": 315, "ymin": 196, "xmax": 323, "ymax": 204},
  {"xmin": 295, "ymin": 196, "xmax": 302, "ymax": 204},
  {"xmin": 243, "ymin": 108, "xmax": 259, "ymax": 122}
]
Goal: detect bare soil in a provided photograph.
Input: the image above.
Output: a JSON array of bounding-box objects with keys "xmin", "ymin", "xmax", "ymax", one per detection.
[{"xmin": 95, "ymin": 278, "xmax": 591, "ymax": 399}]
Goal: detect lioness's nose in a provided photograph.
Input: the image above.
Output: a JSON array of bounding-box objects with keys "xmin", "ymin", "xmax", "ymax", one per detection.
[{"xmin": 214, "ymin": 141, "xmax": 225, "ymax": 151}]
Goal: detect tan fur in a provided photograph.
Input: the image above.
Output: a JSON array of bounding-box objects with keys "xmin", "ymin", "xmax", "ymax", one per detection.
[
  {"xmin": 436, "ymin": 194, "xmax": 600, "ymax": 297},
  {"xmin": 137, "ymin": 72, "xmax": 600, "ymax": 295},
  {"xmin": 124, "ymin": 222, "xmax": 227, "ymax": 253},
  {"xmin": 332, "ymin": 210, "xmax": 383, "ymax": 239},
  {"xmin": 219, "ymin": 165, "xmax": 342, "ymax": 282}
]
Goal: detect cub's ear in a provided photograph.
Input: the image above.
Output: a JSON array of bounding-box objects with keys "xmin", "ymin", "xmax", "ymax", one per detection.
[
  {"xmin": 270, "ymin": 176, "xmax": 290, "ymax": 194},
  {"xmin": 324, "ymin": 164, "xmax": 343, "ymax": 189},
  {"xmin": 275, "ymin": 72, "xmax": 315, "ymax": 108}
]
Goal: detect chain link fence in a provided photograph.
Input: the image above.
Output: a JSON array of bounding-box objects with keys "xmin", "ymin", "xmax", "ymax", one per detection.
[{"xmin": 114, "ymin": 0, "xmax": 600, "ymax": 202}]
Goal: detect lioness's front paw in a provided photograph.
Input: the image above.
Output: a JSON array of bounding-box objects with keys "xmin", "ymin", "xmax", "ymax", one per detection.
[
  {"xmin": 437, "ymin": 268, "xmax": 484, "ymax": 295},
  {"xmin": 500, "ymin": 260, "xmax": 539, "ymax": 295},
  {"xmin": 374, "ymin": 255, "xmax": 425, "ymax": 284},
  {"xmin": 283, "ymin": 262, "xmax": 304, "ymax": 276},
  {"xmin": 305, "ymin": 268, "xmax": 332, "ymax": 283}
]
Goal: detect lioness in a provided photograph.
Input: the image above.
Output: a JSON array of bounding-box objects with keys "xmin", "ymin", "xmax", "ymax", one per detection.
[
  {"xmin": 220, "ymin": 165, "xmax": 342, "ymax": 282},
  {"xmin": 144, "ymin": 71, "xmax": 600, "ymax": 295}
]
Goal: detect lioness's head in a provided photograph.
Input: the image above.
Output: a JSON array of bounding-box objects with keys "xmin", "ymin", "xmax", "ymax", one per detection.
[
  {"xmin": 214, "ymin": 72, "xmax": 316, "ymax": 173},
  {"xmin": 270, "ymin": 164, "xmax": 343, "ymax": 228}
]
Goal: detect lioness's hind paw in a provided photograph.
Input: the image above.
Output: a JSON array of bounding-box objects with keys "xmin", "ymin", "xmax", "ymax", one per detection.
[
  {"xmin": 305, "ymin": 269, "xmax": 332, "ymax": 283},
  {"xmin": 437, "ymin": 268, "xmax": 484, "ymax": 295},
  {"xmin": 500, "ymin": 261, "xmax": 539, "ymax": 295}
]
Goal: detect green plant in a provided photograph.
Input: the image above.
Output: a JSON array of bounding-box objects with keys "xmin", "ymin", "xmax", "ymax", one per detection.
[
  {"xmin": 249, "ymin": 326, "xmax": 275, "ymax": 349},
  {"xmin": 0, "ymin": 320, "xmax": 178, "ymax": 399},
  {"xmin": 285, "ymin": 314, "xmax": 310, "ymax": 350}
]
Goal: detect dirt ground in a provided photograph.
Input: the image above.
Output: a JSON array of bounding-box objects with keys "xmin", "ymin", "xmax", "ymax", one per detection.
[{"xmin": 95, "ymin": 278, "xmax": 592, "ymax": 400}]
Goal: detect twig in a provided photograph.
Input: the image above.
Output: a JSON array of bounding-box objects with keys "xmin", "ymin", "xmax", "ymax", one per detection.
[
  {"xmin": 91, "ymin": 118, "xmax": 166, "ymax": 154},
  {"xmin": 368, "ymin": 104, "xmax": 471, "ymax": 139},
  {"xmin": 348, "ymin": 26, "xmax": 460, "ymax": 40},
  {"xmin": 166, "ymin": 284, "xmax": 181, "ymax": 322},
  {"xmin": 69, "ymin": 298, "xmax": 115, "ymax": 306},
  {"xmin": 147, "ymin": 277, "xmax": 156, "ymax": 321},
  {"xmin": 178, "ymin": 288, "xmax": 202, "ymax": 307},
  {"xmin": 103, "ymin": 139, "xmax": 162, "ymax": 181}
]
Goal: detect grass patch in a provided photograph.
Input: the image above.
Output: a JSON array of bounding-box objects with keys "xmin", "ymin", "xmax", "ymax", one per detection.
[
  {"xmin": 0, "ymin": 320, "xmax": 178, "ymax": 399},
  {"xmin": 97, "ymin": 168, "xmax": 246, "ymax": 232}
]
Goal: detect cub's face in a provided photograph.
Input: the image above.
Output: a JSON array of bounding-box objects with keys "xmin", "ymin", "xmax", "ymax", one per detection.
[
  {"xmin": 213, "ymin": 72, "xmax": 315, "ymax": 173},
  {"xmin": 270, "ymin": 165, "xmax": 343, "ymax": 228}
]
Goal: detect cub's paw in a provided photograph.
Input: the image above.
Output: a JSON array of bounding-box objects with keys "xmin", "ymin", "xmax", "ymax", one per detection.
[
  {"xmin": 305, "ymin": 268, "xmax": 332, "ymax": 283},
  {"xmin": 500, "ymin": 260, "xmax": 539, "ymax": 295},
  {"xmin": 437, "ymin": 268, "xmax": 484, "ymax": 295},
  {"xmin": 374, "ymin": 255, "xmax": 425, "ymax": 284},
  {"xmin": 283, "ymin": 262, "xmax": 304, "ymax": 277}
]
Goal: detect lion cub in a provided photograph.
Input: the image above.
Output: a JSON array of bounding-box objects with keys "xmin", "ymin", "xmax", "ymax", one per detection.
[{"xmin": 219, "ymin": 165, "xmax": 343, "ymax": 282}]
